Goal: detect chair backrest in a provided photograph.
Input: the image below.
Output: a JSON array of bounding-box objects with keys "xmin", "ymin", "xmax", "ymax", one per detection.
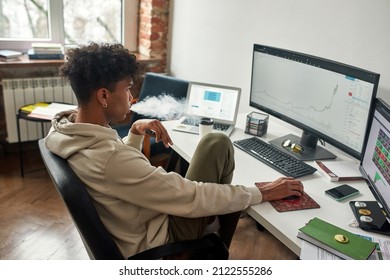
[
  {"xmin": 131, "ymin": 72, "xmax": 189, "ymax": 123},
  {"xmin": 38, "ymin": 139, "xmax": 124, "ymax": 260}
]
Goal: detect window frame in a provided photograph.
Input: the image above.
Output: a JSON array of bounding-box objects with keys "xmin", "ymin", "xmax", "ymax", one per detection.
[{"xmin": 0, "ymin": 0, "xmax": 138, "ymax": 52}]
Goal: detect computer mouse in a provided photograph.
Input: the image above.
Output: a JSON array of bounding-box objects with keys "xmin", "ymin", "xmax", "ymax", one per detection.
[{"xmin": 283, "ymin": 195, "xmax": 299, "ymax": 200}]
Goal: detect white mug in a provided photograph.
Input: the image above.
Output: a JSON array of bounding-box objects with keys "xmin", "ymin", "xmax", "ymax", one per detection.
[{"xmin": 199, "ymin": 118, "xmax": 214, "ymax": 139}]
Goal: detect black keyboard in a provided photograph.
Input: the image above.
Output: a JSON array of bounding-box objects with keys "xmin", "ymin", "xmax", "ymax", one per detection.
[{"xmin": 233, "ymin": 137, "xmax": 317, "ymax": 178}]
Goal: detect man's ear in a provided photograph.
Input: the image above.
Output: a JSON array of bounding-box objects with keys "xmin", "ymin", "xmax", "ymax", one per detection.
[{"xmin": 96, "ymin": 88, "xmax": 110, "ymax": 107}]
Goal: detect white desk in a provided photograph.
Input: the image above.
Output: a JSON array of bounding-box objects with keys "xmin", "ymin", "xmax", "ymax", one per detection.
[{"xmin": 163, "ymin": 112, "xmax": 388, "ymax": 256}]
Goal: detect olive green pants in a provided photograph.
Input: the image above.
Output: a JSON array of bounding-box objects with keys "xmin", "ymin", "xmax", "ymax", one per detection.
[{"xmin": 168, "ymin": 133, "xmax": 241, "ymax": 248}]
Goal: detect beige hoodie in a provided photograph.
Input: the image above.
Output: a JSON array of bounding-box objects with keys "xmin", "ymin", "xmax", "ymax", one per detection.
[{"xmin": 45, "ymin": 110, "xmax": 262, "ymax": 258}]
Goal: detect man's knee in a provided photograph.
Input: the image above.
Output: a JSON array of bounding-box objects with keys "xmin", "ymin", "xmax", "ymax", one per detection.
[
  {"xmin": 200, "ymin": 133, "xmax": 233, "ymax": 155},
  {"xmin": 189, "ymin": 132, "xmax": 235, "ymax": 183}
]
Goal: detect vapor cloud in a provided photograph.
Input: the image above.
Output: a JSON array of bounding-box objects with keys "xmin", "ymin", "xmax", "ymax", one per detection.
[{"xmin": 130, "ymin": 93, "xmax": 186, "ymax": 120}]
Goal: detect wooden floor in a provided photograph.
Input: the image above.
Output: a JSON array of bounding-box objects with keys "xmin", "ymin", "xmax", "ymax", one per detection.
[{"xmin": 0, "ymin": 142, "xmax": 297, "ymax": 260}]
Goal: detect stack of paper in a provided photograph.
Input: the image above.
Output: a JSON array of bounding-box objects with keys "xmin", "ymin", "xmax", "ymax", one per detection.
[
  {"xmin": 0, "ymin": 50, "xmax": 23, "ymax": 62},
  {"xmin": 28, "ymin": 102, "xmax": 77, "ymax": 120},
  {"xmin": 20, "ymin": 102, "xmax": 50, "ymax": 113}
]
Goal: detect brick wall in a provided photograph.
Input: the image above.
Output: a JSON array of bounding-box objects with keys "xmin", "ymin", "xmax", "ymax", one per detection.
[{"xmin": 138, "ymin": 0, "xmax": 170, "ymax": 73}]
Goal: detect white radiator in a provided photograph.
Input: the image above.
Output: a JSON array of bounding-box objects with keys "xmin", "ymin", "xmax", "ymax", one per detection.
[{"xmin": 2, "ymin": 77, "xmax": 77, "ymax": 143}]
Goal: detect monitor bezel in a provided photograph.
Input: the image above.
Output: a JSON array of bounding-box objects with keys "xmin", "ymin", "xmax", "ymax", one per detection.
[{"xmin": 249, "ymin": 44, "xmax": 380, "ymax": 160}]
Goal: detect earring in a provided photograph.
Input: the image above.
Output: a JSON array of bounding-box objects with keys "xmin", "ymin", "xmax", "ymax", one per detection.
[{"xmin": 103, "ymin": 104, "xmax": 107, "ymax": 108}]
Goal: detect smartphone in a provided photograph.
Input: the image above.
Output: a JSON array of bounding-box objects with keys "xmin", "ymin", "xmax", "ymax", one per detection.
[{"xmin": 325, "ymin": 184, "xmax": 360, "ymax": 201}]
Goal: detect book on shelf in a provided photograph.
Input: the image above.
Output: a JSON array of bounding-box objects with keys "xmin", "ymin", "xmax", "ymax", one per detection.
[
  {"xmin": 297, "ymin": 217, "xmax": 376, "ymax": 260},
  {"xmin": 32, "ymin": 48, "xmax": 64, "ymax": 55},
  {"xmin": 314, "ymin": 160, "xmax": 364, "ymax": 182},
  {"xmin": 27, "ymin": 49, "xmax": 64, "ymax": 60},
  {"xmin": 31, "ymin": 43, "xmax": 64, "ymax": 54},
  {"xmin": 31, "ymin": 42, "xmax": 63, "ymax": 50},
  {"xmin": 0, "ymin": 49, "xmax": 23, "ymax": 61},
  {"xmin": 0, "ymin": 56, "xmax": 21, "ymax": 62}
]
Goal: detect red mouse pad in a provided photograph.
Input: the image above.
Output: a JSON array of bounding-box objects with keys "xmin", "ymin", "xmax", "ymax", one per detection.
[{"xmin": 255, "ymin": 182, "xmax": 320, "ymax": 212}]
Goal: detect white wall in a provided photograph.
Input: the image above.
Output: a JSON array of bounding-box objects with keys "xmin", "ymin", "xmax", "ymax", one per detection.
[{"xmin": 168, "ymin": 0, "xmax": 390, "ymax": 113}]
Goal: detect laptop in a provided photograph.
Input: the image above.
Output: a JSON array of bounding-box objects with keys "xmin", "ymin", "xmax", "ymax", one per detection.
[{"xmin": 173, "ymin": 81, "xmax": 241, "ymax": 136}]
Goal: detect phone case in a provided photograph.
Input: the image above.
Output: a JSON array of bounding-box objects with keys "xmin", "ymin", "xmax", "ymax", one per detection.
[{"xmin": 325, "ymin": 185, "xmax": 359, "ymax": 201}]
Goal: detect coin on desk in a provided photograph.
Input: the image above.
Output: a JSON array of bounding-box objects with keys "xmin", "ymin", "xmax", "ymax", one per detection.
[
  {"xmin": 354, "ymin": 201, "xmax": 367, "ymax": 208},
  {"xmin": 360, "ymin": 215, "xmax": 373, "ymax": 223},
  {"xmin": 358, "ymin": 208, "xmax": 372, "ymax": 215},
  {"xmin": 334, "ymin": 234, "xmax": 349, "ymax": 243}
]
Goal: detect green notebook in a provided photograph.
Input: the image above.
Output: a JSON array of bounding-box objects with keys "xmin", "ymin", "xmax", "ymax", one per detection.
[{"xmin": 298, "ymin": 217, "xmax": 376, "ymax": 260}]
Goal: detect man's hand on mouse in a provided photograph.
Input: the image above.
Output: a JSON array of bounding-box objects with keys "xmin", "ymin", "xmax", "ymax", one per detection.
[{"xmin": 257, "ymin": 177, "xmax": 304, "ymax": 202}]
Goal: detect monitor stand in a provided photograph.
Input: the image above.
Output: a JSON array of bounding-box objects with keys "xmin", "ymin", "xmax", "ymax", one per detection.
[
  {"xmin": 349, "ymin": 201, "xmax": 390, "ymax": 236},
  {"xmin": 269, "ymin": 133, "xmax": 337, "ymax": 161}
]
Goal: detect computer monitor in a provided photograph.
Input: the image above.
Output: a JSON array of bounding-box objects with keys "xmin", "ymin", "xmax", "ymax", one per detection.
[
  {"xmin": 249, "ymin": 44, "xmax": 380, "ymax": 160},
  {"xmin": 360, "ymin": 98, "xmax": 390, "ymax": 220}
]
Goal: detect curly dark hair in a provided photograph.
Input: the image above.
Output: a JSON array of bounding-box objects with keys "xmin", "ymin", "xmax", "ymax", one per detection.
[{"xmin": 60, "ymin": 43, "xmax": 143, "ymax": 105}]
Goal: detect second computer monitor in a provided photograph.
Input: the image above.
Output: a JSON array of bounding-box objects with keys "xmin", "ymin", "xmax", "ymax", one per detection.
[{"xmin": 249, "ymin": 44, "xmax": 380, "ymax": 160}]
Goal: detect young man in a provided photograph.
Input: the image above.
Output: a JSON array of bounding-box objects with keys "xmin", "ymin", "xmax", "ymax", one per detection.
[{"xmin": 45, "ymin": 43, "xmax": 304, "ymax": 258}]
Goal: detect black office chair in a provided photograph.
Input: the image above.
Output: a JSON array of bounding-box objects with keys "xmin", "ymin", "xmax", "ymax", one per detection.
[
  {"xmin": 113, "ymin": 72, "xmax": 189, "ymax": 164},
  {"xmin": 38, "ymin": 139, "xmax": 228, "ymax": 260}
]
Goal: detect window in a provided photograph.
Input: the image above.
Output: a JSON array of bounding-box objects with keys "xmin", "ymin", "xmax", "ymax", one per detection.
[{"xmin": 0, "ymin": 0, "xmax": 138, "ymax": 52}]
